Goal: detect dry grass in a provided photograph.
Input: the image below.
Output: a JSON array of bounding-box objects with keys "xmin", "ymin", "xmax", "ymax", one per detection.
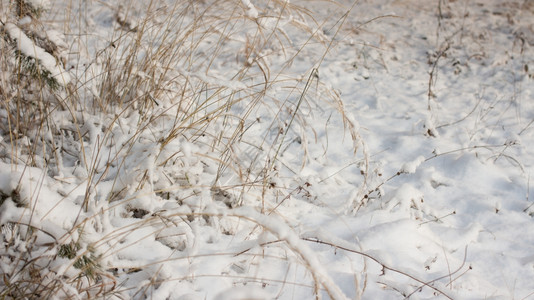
[{"xmin": 0, "ymin": 0, "xmax": 364, "ymax": 299}]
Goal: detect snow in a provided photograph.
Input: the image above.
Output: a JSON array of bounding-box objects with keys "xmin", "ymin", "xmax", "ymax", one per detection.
[
  {"xmin": 241, "ymin": 0, "xmax": 259, "ymax": 19},
  {"xmin": 4, "ymin": 22, "xmax": 70, "ymax": 86},
  {"xmin": 400, "ymin": 156, "xmax": 426, "ymax": 174},
  {"xmin": 1, "ymin": 0, "xmax": 534, "ymax": 299}
]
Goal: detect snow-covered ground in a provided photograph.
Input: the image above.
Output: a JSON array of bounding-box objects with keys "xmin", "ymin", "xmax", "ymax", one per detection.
[{"xmin": 1, "ymin": 0, "xmax": 534, "ymax": 299}]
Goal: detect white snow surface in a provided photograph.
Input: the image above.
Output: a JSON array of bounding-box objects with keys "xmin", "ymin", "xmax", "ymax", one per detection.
[{"xmin": 1, "ymin": 0, "xmax": 534, "ymax": 299}]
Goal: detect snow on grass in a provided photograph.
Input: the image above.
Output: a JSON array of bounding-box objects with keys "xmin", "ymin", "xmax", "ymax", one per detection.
[
  {"xmin": 4, "ymin": 22, "xmax": 70, "ymax": 86},
  {"xmin": 241, "ymin": 0, "xmax": 259, "ymax": 19},
  {"xmin": 400, "ymin": 156, "xmax": 426, "ymax": 174},
  {"xmin": 1, "ymin": 0, "xmax": 534, "ymax": 299}
]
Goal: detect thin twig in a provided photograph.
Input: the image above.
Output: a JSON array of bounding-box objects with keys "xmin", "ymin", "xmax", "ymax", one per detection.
[{"xmin": 302, "ymin": 237, "xmax": 456, "ymax": 299}]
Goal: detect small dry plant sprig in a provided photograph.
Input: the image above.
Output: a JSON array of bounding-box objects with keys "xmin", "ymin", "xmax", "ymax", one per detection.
[{"xmin": 0, "ymin": 0, "xmax": 365, "ymax": 298}]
